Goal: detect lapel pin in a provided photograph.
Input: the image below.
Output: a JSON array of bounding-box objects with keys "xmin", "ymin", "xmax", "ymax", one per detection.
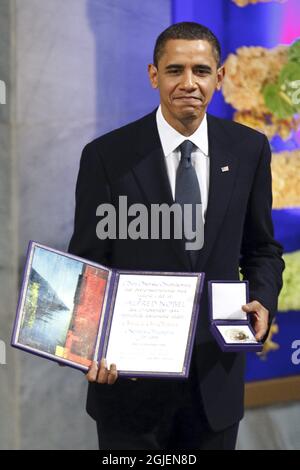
[{"xmin": 221, "ymin": 166, "xmax": 229, "ymax": 172}]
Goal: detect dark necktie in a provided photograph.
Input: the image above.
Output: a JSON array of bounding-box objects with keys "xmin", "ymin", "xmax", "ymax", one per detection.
[{"xmin": 175, "ymin": 140, "xmax": 203, "ymax": 269}]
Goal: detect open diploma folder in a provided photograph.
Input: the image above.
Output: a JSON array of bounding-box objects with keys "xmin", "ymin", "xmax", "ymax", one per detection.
[{"xmin": 11, "ymin": 242, "xmax": 205, "ymax": 378}]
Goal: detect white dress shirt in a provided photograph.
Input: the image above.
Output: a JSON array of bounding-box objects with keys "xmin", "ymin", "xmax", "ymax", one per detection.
[{"xmin": 156, "ymin": 106, "xmax": 210, "ymax": 221}]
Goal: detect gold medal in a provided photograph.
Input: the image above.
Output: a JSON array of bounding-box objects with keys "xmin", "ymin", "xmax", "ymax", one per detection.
[{"xmin": 227, "ymin": 329, "xmax": 249, "ymax": 342}]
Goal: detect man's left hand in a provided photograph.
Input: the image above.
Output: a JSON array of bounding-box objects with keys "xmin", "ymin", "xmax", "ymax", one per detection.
[{"xmin": 242, "ymin": 301, "xmax": 269, "ymax": 341}]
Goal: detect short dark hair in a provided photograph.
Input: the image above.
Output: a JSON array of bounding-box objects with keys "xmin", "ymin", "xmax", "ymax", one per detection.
[{"xmin": 153, "ymin": 22, "xmax": 221, "ymax": 68}]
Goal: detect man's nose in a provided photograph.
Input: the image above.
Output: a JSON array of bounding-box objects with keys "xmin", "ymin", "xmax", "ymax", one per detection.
[{"xmin": 179, "ymin": 71, "xmax": 197, "ymax": 90}]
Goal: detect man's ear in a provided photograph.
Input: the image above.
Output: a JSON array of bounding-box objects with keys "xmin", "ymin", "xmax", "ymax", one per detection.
[
  {"xmin": 148, "ymin": 63, "xmax": 158, "ymax": 89},
  {"xmin": 216, "ymin": 65, "xmax": 225, "ymax": 91}
]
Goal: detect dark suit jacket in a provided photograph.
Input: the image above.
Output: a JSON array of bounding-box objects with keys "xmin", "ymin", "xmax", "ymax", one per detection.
[{"xmin": 68, "ymin": 110, "xmax": 284, "ymax": 431}]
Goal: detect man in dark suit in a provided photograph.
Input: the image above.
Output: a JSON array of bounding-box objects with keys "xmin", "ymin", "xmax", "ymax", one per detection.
[{"xmin": 68, "ymin": 22, "xmax": 284, "ymax": 450}]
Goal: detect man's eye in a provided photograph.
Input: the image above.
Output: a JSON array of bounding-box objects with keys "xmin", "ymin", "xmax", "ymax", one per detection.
[
  {"xmin": 168, "ymin": 69, "xmax": 181, "ymax": 74},
  {"xmin": 195, "ymin": 69, "xmax": 210, "ymax": 75}
]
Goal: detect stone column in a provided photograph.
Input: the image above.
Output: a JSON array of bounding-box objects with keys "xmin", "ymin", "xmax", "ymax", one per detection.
[{"xmin": 0, "ymin": 0, "xmax": 20, "ymax": 451}]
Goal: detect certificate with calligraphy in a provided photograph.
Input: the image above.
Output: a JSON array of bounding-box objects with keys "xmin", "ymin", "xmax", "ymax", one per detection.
[{"xmin": 12, "ymin": 242, "xmax": 205, "ymax": 378}]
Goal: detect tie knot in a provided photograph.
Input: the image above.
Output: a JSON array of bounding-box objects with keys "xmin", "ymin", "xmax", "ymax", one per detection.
[{"xmin": 179, "ymin": 140, "xmax": 193, "ymax": 165}]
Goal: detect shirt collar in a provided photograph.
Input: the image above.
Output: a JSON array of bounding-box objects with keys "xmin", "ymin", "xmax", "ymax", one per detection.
[{"xmin": 156, "ymin": 105, "xmax": 209, "ymax": 157}]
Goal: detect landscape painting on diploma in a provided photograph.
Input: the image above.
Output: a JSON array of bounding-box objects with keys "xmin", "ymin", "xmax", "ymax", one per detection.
[{"xmin": 14, "ymin": 245, "xmax": 109, "ymax": 368}]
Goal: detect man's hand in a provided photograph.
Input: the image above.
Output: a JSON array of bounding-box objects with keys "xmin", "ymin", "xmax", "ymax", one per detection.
[
  {"xmin": 86, "ymin": 358, "xmax": 118, "ymax": 385},
  {"xmin": 242, "ymin": 301, "xmax": 269, "ymax": 341}
]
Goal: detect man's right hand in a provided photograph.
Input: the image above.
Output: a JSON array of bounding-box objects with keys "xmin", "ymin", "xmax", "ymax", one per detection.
[{"xmin": 86, "ymin": 358, "xmax": 118, "ymax": 385}]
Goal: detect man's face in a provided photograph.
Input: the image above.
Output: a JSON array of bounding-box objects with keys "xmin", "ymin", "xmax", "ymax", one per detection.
[{"xmin": 148, "ymin": 39, "xmax": 224, "ymax": 129}]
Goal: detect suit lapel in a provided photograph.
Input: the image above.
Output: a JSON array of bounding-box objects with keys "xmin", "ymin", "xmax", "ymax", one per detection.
[{"xmin": 194, "ymin": 114, "xmax": 240, "ymax": 270}]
